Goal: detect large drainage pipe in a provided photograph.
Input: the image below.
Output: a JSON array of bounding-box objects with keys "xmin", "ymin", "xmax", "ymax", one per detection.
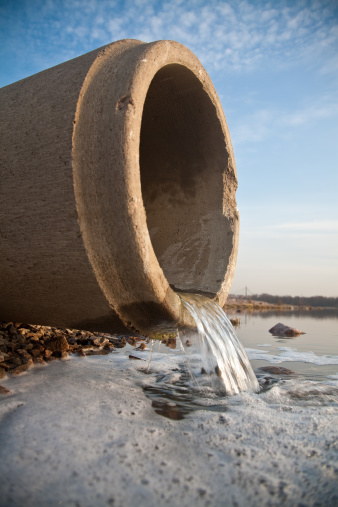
[{"xmin": 0, "ymin": 39, "xmax": 239, "ymax": 336}]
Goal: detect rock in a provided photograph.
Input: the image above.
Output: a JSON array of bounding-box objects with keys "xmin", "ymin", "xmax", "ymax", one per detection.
[
  {"xmin": 30, "ymin": 348, "xmax": 43, "ymax": 357},
  {"xmin": 0, "ymin": 367, "xmax": 6, "ymax": 379},
  {"xmin": 136, "ymin": 343, "xmax": 146, "ymax": 350},
  {"xmin": 269, "ymin": 323, "xmax": 305, "ymax": 337},
  {"xmin": 0, "ymin": 363, "xmax": 11, "ymax": 371},
  {"xmin": 111, "ymin": 337, "xmax": 127, "ymax": 348},
  {"xmin": 104, "ymin": 343, "xmax": 115, "ymax": 350},
  {"xmin": 0, "ymin": 352, "xmax": 10, "ymax": 362},
  {"xmin": 8, "ymin": 324, "xmax": 17, "ymax": 336},
  {"xmin": 45, "ymin": 336, "xmax": 69, "ymax": 352},
  {"xmin": 92, "ymin": 336, "xmax": 109, "ymax": 347},
  {"xmin": 29, "ymin": 335, "xmax": 41, "ymax": 342},
  {"xmin": 0, "ymin": 385, "xmax": 11, "ymax": 395},
  {"xmin": 14, "ymin": 336, "xmax": 26, "ymax": 346},
  {"xmin": 80, "ymin": 343, "xmax": 94, "ymax": 349},
  {"xmin": 30, "ymin": 330, "xmax": 44, "ymax": 339},
  {"xmin": 17, "ymin": 349, "xmax": 31, "ymax": 360},
  {"xmin": 259, "ymin": 366, "xmax": 295, "ymax": 375},
  {"xmin": 166, "ymin": 338, "xmax": 177, "ymax": 349},
  {"xmin": 32, "ymin": 344, "xmax": 44, "ymax": 354},
  {"xmin": 85, "ymin": 349, "xmax": 109, "ymax": 356},
  {"xmin": 33, "ymin": 356, "xmax": 46, "ymax": 365},
  {"xmin": 10, "ymin": 358, "xmax": 33, "ymax": 375},
  {"xmin": 45, "ymin": 355, "xmax": 57, "ymax": 362},
  {"xmin": 230, "ymin": 318, "xmax": 240, "ymax": 327},
  {"xmin": 18, "ymin": 328, "xmax": 30, "ymax": 335},
  {"xmin": 68, "ymin": 343, "xmax": 79, "ymax": 352}
]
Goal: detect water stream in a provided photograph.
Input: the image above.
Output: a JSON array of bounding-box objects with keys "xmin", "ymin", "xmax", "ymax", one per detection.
[
  {"xmin": 177, "ymin": 293, "xmax": 259, "ymax": 395},
  {"xmin": 143, "ymin": 305, "xmax": 338, "ymax": 419}
]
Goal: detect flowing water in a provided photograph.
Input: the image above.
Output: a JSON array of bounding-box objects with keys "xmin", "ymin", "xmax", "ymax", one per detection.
[
  {"xmin": 178, "ymin": 294, "xmax": 259, "ymax": 395},
  {"xmin": 142, "ymin": 304, "xmax": 338, "ymax": 420}
]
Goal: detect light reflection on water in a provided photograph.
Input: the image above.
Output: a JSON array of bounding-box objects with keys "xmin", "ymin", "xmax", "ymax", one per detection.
[{"xmin": 228, "ymin": 309, "xmax": 338, "ymax": 381}]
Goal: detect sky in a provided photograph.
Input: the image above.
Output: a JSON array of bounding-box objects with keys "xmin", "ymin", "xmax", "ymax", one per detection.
[{"xmin": 1, "ymin": 0, "xmax": 337, "ymax": 297}]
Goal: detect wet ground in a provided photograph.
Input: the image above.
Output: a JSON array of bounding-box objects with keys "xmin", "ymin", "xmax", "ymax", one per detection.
[{"xmin": 0, "ymin": 309, "xmax": 338, "ymax": 506}]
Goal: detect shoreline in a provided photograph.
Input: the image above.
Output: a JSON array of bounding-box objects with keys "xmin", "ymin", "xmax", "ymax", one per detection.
[{"xmin": 224, "ymin": 297, "xmax": 321, "ymax": 312}]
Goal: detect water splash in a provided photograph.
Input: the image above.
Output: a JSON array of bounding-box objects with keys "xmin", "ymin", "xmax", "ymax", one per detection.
[{"xmin": 178, "ymin": 293, "xmax": 259, "ymax": 395}]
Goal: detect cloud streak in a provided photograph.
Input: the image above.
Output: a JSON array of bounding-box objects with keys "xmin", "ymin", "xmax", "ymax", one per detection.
[
  {"xmin": 267, "ymin": 220, "xmax": 338, "ymax": 232},
  {"xmin": 231, "ymin": 97, "xmax": 338, "ymax": 145},
  {"xmin": 1, "ymin": 0, "xmax": 338, "ymax": 84}
]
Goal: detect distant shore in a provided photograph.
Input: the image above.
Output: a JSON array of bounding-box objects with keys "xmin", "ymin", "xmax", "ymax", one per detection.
[
  {"xmin": 225, "ymin": 294, "xmax": 338, "ymax": 311},
  {"xmin": 223, "ymin": 297, "xmax": 312, "ymax": 312}
]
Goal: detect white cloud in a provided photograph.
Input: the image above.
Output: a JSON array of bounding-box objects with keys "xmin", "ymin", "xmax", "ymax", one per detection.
[
  {"xmin": 236, "ymin": 220, "xmax": 338, "ymax": 249},
  {"xmin": 282, "ymin": 101, "xmax": 338, "ymax": 127},
  {"xmin": 231, "ymin": 97, "xmax": 338, "ymax": 145},
  {"xmin": 2, "ymin": 0, "xmax": 337, "ymax": 79},
  {"xmin": 266, "ymin": 220, "xmax": 338, "ymax": 233}
]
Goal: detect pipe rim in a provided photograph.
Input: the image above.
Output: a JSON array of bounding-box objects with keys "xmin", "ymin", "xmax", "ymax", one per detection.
[{"xmin": 73, "ymin": 39, "xmax": 239, "ymax": 334}]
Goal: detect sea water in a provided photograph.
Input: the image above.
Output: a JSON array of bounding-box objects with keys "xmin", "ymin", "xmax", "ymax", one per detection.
[
  {"xmin": 143, "ymin": 305, "xmax": 338, "ymax": 420},
  {"xmin": 178, "ymin": 294, "xmax": 259, "ymax": 395}
]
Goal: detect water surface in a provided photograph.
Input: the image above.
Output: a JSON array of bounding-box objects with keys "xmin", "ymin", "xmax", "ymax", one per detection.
[
  {"xmin": 1, "ymin": 310, "xmax": 338, "ymax": 506},
  {"xmin": 228, "ymin": 309, "xmax": 338, "ymax": 381},
  {"xmin": 143, "ymin": 308, "xmax": 338, "ymax": 419}
]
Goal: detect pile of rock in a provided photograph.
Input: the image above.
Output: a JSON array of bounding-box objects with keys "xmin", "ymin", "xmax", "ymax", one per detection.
[{"xmin": 0, "ymin": 321, "xmax": 145, "ymax": 382}]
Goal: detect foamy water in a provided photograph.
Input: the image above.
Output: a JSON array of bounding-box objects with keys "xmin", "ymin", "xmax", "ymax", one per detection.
[
  {"xmin": 1, "ymin": 309, "xmax": 338, "ymax": 505},
  {"xmin": 1, "ymin": 340, "xmax": 338, "ymax": 506},
  {"xmin": 246, "ymin": 346, "xmax": 338, "ymax": 365}
]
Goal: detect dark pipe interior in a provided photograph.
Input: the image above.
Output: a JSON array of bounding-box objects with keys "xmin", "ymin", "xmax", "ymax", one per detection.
[{"xmin": 140, "ymin": 64, "xmax": 233, "ymax": 296}]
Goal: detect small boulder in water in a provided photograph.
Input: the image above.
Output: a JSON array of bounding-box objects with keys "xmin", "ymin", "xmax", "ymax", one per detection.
[
  {"xmin": 259, "ymin": 366, "xmax": 295, "ymax": 375},
  {"xmin": 230, "ymin": 318, "xmax": 240, "ymax": 327},
  {"xmin": 269, "ymin": 323, "xmax": 305, "ymax": 337}
]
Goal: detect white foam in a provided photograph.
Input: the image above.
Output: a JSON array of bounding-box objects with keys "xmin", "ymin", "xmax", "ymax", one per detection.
[
  {"xmin": 246, "ymin": 347, "xmax": 269, "ymax": 354},
  {"xmin": 246, "ymin": 346, "xmax": 338, "ymax": 365},
  {"xmin": 0, "ymin": 352, "xmax": 338, "ymax": 506}
]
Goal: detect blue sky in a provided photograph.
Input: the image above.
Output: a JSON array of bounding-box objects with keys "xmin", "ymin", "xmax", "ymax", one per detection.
[{"xmin": 1, "ymin": 0, "xmax": 337, "ymax": 296}]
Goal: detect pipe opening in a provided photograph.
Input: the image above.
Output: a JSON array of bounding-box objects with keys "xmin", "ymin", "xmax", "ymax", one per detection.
[{"xmin": 140, "ymin": 64, "xmax": 234, "ymax": 298}]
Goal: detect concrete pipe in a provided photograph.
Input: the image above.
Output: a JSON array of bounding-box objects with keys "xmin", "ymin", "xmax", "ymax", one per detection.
[{"xmin": 0, "ymin": 39, "xmax": 239, "ymax": 336}]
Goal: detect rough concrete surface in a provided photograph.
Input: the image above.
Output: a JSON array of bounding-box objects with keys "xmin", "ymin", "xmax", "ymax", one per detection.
[{"xmin": 0, "ymin": 39, "xmax": 239, "ymax": 336}]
